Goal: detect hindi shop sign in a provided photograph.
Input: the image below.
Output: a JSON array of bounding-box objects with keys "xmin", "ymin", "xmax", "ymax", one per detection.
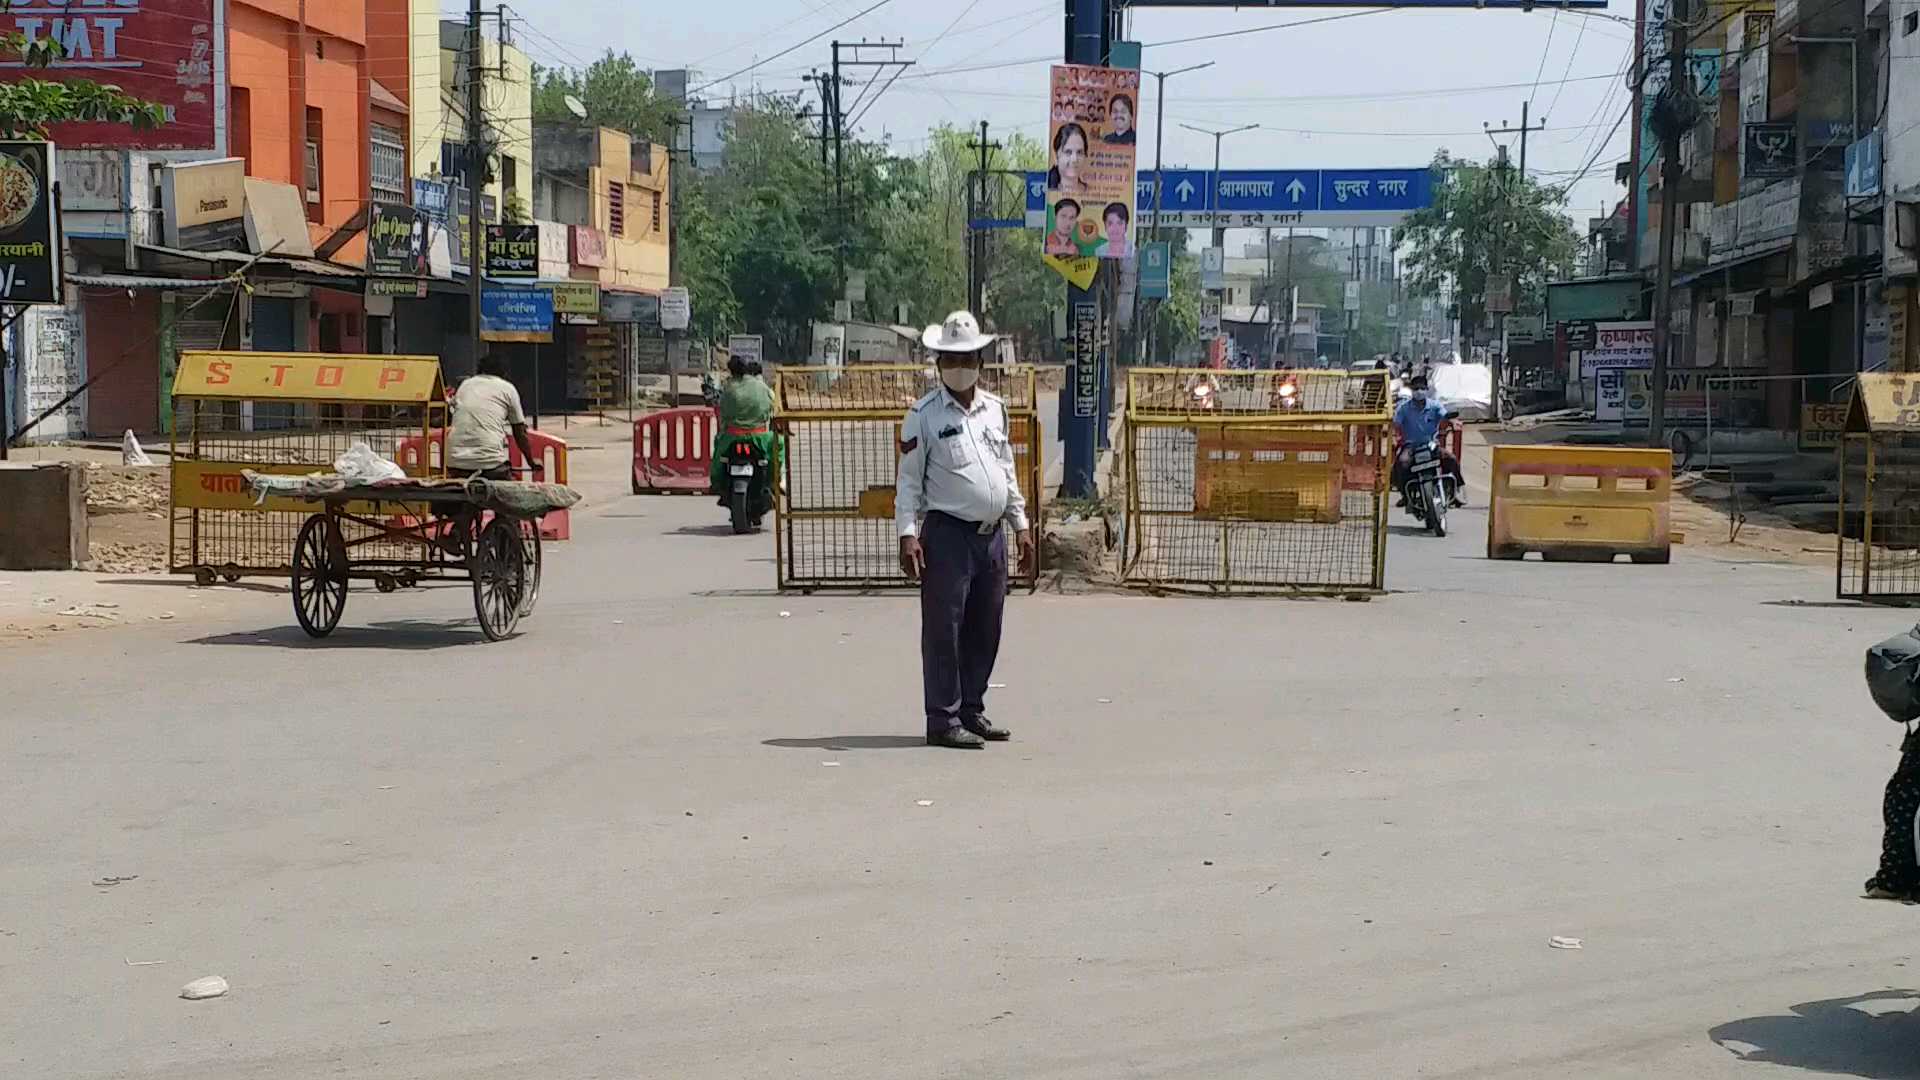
[
  {"xmin": 480, "ymin": 286, "xmax": 553, "ymax": 343},
  {"xmin": 1045, "ymin": 64, "xmax": 1141, "ymax": 262},
  {"xmin": 541, "ymin": 280, "xmax": 600, "ymax": 316},
  {"xmin": 0, "ymin": 0, "xmax": 222, "ymax": 150},
  {"xmin": 1580, "ymin": 321, "xmax": 1655, "ymax": 379},
  {"xmin": 0, "ymin": 141, "xmax": 61, "ymax": 304},
  {"xmin": 485, "ymin": 224, "xmax": 539, "ymax": 279}
]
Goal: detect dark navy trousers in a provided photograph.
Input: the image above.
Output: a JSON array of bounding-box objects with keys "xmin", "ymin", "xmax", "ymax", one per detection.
[{"xmin": 920, "ymin": 511, "xmax": 1007, "ymax": 734}]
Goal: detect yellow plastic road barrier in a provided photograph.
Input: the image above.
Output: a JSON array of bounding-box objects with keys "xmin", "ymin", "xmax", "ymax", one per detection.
[{"xmin": 1487, "ymin": 444, "xmax": 1672, "ymax": 564}]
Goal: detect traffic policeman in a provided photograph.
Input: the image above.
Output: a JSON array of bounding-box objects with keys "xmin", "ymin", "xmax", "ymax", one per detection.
[{"xmin": 896, "ymin": 311, "xmax": 1036, "ymax": 749}]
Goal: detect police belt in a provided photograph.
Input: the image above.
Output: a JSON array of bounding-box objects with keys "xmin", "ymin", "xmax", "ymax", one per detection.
[{"xmin": 929, "ymin": 509, "xmax": 1000, "ymax": 536}]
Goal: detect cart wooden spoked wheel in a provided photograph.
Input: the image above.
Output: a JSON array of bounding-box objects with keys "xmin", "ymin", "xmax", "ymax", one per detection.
[
  {"xmin": 291, "ymin": 513, "xmax": 350, "ymax": 637},
  {"xmin": 472, "ymin": 517, "xmax": 528, "ymax": 641}
]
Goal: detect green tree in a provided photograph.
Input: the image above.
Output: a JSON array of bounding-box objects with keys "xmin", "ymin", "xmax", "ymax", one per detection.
[
  {"xmin": 1399, "ymin": 150, "xmax": 1579, "ymax": 344},
  {"xmin": 0, "ymin": 2, "xmax": 166, "ymax": 136},
  {"xmin": 532, "ymin": 53, "xmax": 678, "ymax": 145}
]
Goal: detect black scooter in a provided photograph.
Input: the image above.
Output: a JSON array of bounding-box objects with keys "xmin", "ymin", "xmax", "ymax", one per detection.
[{"xmin": 722, "ymin": 440, "xmax": 773, "ymax": 535}]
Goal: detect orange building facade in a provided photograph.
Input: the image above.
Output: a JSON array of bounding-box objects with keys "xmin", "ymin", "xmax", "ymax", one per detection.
[{"xmin": 227, "ymin": 0, "xmax": 374, "ymax": 262}]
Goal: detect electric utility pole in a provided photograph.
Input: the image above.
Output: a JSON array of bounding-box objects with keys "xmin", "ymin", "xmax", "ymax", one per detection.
[
  {"xmin": 466, "ymin": 0, "xmax": 485, "ymax": 363},
  {"xmin": 824, "ymin": 40, "xmax": 912, "ymax": 296},
  {"xmin": 1647, "ymin": 0, "xmax": 1689, "ymax": 448},
  {"xmin": 967, "ymin": 121, "xmax": 1000, "ymax": 316},
  {"xmin": 1484, "ymin": 102, "xmax": 1545, "ymax": 420}
]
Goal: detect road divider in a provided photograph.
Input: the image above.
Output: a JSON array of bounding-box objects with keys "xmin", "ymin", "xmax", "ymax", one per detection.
[{"xmin": 1487, "ymin": 444, "xmax": 1670, "ymax": 564}]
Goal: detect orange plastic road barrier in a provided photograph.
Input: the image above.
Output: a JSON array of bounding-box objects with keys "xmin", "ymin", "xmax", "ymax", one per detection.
[
  {"xmin": 630, "ymin": 407, "xmax": 718, "ymax": 495},
  {"xmin": 397, "ymin": 428, "xmax": 572, "ymax": 540},
  {"xmin": 1487, "ymin": 444, "xmax": 1671, "ymax": 563}
]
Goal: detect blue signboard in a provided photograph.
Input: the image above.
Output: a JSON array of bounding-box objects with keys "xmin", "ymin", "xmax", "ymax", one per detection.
[
  {"xmin": 1847, "ymin": 130, "xmax": 1883, "ymax": 199},
  {"xmin": 480, "ymin": 286, "xmax": 554, "ymax": 342},
  {"xmin": 1024, "ymin": 166, "xmax": 1432, "ymax": 228},
  {"xmin": 1139, "ymin": 242, "xmax": 1170, "ymax": 299}
]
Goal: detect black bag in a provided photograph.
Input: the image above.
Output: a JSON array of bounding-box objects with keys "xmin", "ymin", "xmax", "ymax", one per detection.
[{"xmin": 1865, "ymin": 624, "xmax": 1920, "ymax": 722}]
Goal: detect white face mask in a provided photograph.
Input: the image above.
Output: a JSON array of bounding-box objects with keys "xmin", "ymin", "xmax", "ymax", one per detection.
[{"xmin": 941, "ymin": 366, "xmax": 980, "ymax": 393}]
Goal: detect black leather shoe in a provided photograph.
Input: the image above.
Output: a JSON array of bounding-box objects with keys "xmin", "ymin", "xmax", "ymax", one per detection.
[
  {"xmin": 927, "ymin": 727, "xmax": 986, "ymax": 749},
  {"xmin": 961, "ymin": 717, "xmax": 1012, "ymax": 741}
]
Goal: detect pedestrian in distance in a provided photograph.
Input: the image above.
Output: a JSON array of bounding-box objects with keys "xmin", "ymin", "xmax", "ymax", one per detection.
[{"xmin": 897, "ymin": 311, "xmax": 1036, "ymax": 749}]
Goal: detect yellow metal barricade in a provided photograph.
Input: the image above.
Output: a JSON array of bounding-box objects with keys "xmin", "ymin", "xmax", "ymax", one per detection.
[
  {"xmin": 1839, "ymin": 373, "xmax": 1920, "ymax": 600},
  {"xmin": 168, "ymin": 351, "xmax": 447, "ymax": 582},
  {"xmin": 1486, "ymin": 445, "xmax": 1671, "ymax": 563},
  {"xmin": 1123, "ymin": 368, "xmax": 1391, "ymax": 593},
  {"xmin": 772, "ymin": 364, "xmax": 1041, "ymax": 591}
]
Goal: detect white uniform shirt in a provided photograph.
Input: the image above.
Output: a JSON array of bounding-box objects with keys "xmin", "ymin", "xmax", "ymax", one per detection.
[{"xmin": 895, "ymin": 386, "xmax": 1029, "ymax": 538}]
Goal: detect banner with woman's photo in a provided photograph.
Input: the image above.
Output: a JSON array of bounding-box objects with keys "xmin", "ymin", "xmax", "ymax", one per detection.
[{"xmin": 1045, "ymin": 64, "xmax": 1139, "ymax": 262}]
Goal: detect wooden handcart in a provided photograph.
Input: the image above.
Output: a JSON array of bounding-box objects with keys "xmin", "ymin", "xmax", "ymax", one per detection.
[{"xmin": 248, "ymin": 473, "xmax": 576, "ymax": 641}]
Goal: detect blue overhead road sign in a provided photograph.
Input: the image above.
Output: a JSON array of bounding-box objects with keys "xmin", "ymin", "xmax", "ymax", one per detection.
[{"xmin": 1023, "ymin": 166, "xmax": 1433, "ymax": 229}]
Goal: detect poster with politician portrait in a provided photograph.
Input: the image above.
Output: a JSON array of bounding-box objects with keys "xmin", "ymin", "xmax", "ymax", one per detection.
[{"xmin": 1046, "ymin": 64, "xmax": 1139, "ymax": 261}]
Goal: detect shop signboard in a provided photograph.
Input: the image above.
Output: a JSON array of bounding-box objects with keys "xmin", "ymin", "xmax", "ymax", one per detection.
[
  {"xmin": 540, "ymin": 280, "xmax": 600, "ymax": 315},
  {"xmin": 160, "ymin": 157, "xmax": 245, "ymax": 251},
  {"xmin": 484, "ymin": 223, "xmax": 539, "ymax": 279},
  {"xmin": 480, "ymin": 286, "xmax": 553, "ymax": 343},
  {"xmin": 0, "ymin": 141, "xmax": 60, "ymax": 304},
  {"xmin": 1581, "ymin": 321, "xmax": 1655, "ymax": 379},
  {"xmin": 368, "ymin": 202, "xmax": 428, "ymax": 277},
  {"xmin": 661, "ymin": 287, "xmax": 690, "ymax": 330},
  {"xmin": 0, "ymin": 0, "xmax": 223, "ymax": 150},
  {"xmin": 1802, "ymin": 402, "xmax": 1848, "ymax": 450}
]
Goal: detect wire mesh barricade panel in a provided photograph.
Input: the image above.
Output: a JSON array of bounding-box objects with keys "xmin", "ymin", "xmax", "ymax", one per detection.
[
  {"xmin": 1840, "ymin": 433, "xmax": 1920, "ymax": 600},
  {"xmin": 1124, "ymin": 369, "xmax": 1391, "ymax": 594},
  {"xmin": 170, "ymin": 400, "xmax": 439, "ymax": 576},
  {"xmin": 774, "ymin": 364, "xmax": 1039, "ymax": 590}
]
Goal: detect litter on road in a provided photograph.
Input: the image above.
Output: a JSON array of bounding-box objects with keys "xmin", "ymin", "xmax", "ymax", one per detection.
[
  {"xmin": 180, "ymin": 976, "xmax": 229, "ymax": 1000},
  {"xmin": 915, "ymin": 800, "xmax": 934, "ymax": 807},
  {"xmin": 1548, "ymin": 936, "xmax": 1584, "ymax": 950}
]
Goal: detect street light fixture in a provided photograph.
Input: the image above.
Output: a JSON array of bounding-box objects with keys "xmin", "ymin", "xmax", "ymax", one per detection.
[
  {"xmin": 1138, "ymin": 60, "xmax": 1213, "ymax": 365},
  {"xmin": 1178, "ymin": 121, "xmax": 1261, "ymax": 240}
]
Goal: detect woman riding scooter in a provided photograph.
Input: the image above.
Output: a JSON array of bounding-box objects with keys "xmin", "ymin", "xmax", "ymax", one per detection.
[{"xmin": 710, "ymin": 356, "xmax": 777, "ymax": 507}]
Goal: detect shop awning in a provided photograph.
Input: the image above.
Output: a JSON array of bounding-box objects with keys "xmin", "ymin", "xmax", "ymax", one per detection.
[
  {"xmin": 1674, "ymin": 243, "xmax": 1792, "ymax": 288},
  {"xmin": 135, "ymin": 244, "xmax": 365, "ymax": 284},
  {"xmin": 70, "ymin": 273, "xmax": 230, "ymax": 289}
]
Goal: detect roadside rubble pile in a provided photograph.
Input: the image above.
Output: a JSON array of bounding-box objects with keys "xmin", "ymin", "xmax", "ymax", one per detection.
[
  {"xmin": 88, "ymin": 542, "xmax": 168, "ymax": 574},
  {"xmin": 85, "ymin": 464, "xmax": 167, "ymax": 516}
]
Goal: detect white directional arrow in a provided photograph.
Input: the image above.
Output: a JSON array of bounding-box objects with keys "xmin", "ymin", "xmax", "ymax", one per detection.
[
  {"xmin": 1174, "ymin": 178, "xmax": 1196, "ymax": 203},
  {"xmin": 1286, "ymin": 178, "xmax": 1306, "ymax": 203}
]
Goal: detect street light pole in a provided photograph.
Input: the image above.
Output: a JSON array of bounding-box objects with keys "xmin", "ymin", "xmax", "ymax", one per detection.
[
  {"xmin": 1180, "ymin": 122, "xmax": 1258, "ymax": 365},
  {"xmin": 1141, "ymin": 60, "xmax": 1212, "ymax": 364}
]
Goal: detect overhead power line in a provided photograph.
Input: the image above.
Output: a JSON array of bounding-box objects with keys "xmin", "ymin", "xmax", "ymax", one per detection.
[{"xmin": 690, "ymin": 0, "xmax": 899, "ymax": 97}]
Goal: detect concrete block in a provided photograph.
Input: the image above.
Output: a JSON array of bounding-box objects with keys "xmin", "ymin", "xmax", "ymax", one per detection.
[{"xmin": 0, "ymin": 462, "xmax": 88, "ymax": 570}]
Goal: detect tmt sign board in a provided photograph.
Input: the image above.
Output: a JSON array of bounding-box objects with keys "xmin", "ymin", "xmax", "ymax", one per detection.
[{"xmin": 0, "ymin": 0, "xmax": 223, "ymax": 150}]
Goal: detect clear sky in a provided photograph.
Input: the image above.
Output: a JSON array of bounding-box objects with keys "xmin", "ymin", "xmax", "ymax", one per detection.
[{"xmin": 498, "ymin": 0, "xmax": 1639, "ymax": 233}]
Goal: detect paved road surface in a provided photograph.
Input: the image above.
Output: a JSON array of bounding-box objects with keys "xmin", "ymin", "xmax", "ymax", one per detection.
[{"xmin": 5, "ymin": 436, "xmax": 1917, "ymax": 1079}]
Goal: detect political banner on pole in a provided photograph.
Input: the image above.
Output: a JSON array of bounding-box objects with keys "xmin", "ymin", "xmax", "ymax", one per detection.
[{"xmin": 1045, "ymin": 64, "xmax": 1140, "ymax": 262}]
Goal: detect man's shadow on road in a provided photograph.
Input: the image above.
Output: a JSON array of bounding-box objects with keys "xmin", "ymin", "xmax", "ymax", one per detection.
[
  {"xmin": 764, "ymin": 736, "xmax": 926, "ymax": 750},
  {"xmin": 1710, "ymin": 990, "xmax": 1920, "ymax": 1078}
]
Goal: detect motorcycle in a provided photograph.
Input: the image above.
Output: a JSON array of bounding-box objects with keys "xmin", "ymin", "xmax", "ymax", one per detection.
[
  {"xmin": 722, "ymin": 439, "xmax": 773, "ymax": 535},
  {"xmin": 1400, "ymin": 434, "xmax": 1458, "ymax": 537}
]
